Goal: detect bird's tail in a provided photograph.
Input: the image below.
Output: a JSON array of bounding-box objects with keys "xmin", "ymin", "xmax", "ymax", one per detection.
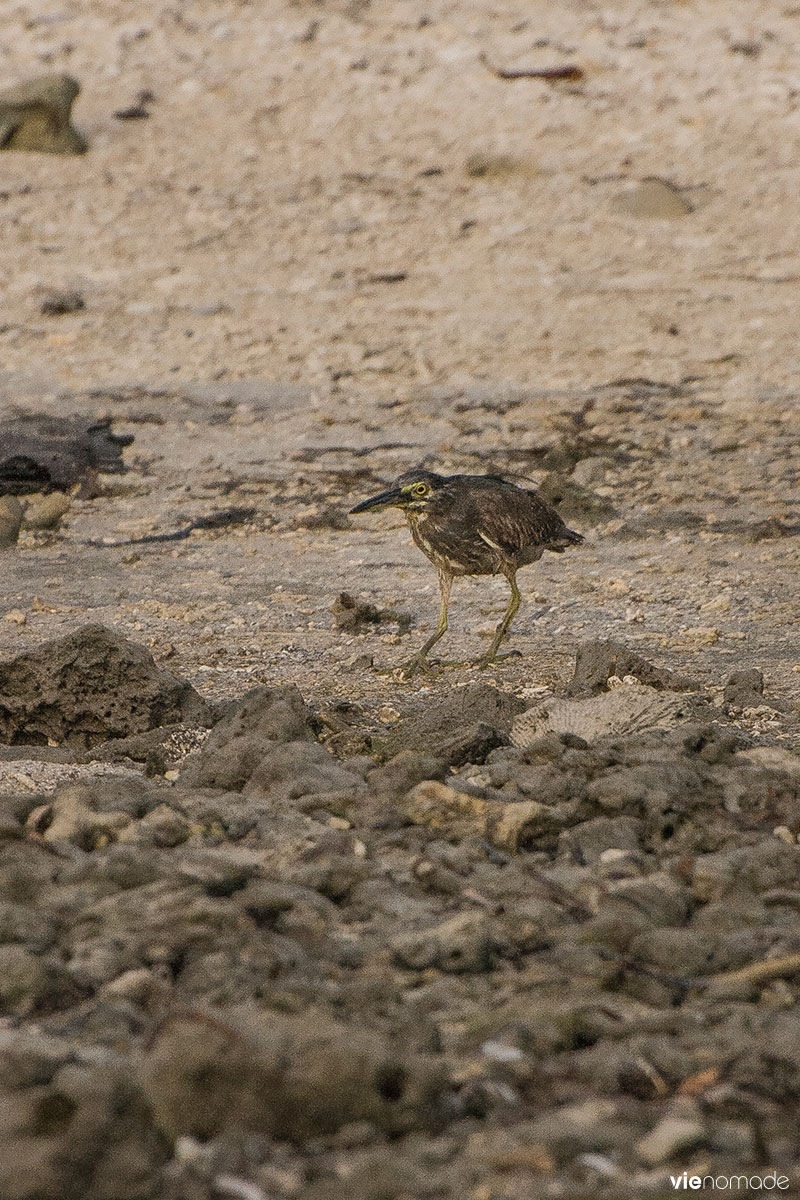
[{"xmin": 548, "ymin": 526, "xmax": 584, "ymax": 553}]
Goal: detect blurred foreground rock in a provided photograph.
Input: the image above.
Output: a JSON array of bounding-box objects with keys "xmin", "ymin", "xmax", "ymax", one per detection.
[{"xmin": 142, "ymin": 1007, "xmax": 448, "ymax": 1142}]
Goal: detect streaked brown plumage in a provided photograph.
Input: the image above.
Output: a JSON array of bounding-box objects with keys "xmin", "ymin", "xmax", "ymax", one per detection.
[{"xmin": 350, "ymin": 468, "xmax": 583, "ymax": 675}]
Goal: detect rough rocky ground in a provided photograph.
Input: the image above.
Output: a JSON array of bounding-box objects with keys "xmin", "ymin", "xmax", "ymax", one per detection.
[{"xmin": 1, "ymin": 1, "xmax": 800, "ymax": 1197}]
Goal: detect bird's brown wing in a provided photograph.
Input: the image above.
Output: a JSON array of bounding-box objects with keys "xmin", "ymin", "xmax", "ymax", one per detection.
[{"xmin": 473, "ymin": 485, "xmax": 582, "ymax": 564}]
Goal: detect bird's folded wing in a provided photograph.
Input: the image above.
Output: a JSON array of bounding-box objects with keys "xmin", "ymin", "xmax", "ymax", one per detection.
[{"xmin": 476, "ymin": 493, "xmax": 569, "ymax": 556}]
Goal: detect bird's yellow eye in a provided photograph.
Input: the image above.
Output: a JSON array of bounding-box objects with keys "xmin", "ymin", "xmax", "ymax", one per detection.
[{"xmin": 413, "ymin": 483, "xmax": 428, "ymax": 496}]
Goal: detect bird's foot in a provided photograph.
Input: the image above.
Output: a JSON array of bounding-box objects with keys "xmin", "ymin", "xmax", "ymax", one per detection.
[
  {"xmin": 398, "ymin": 654, "xmax": 440, "ymax": 680},
  {"xmin": 476, "ymin": 649, "xmax": 523, "ymax": 670},
  {"xmin": 375, "ymin": 654, "xmax": 439, "ymax": 680}
]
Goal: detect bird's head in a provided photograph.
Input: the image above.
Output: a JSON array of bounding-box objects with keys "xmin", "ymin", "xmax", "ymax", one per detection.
[{"xmin": 350, "ymin": 469, "xmax": 443, "ymax": 514}]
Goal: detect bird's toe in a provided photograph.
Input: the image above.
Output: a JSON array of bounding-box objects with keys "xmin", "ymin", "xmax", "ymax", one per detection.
[
  {"xmin": 476, "ymin": 649, "xmax": 522, "ymax": 669},
  {"xmin": 396, "ymin": 654, "xmax": 440, "ymax": 680}
]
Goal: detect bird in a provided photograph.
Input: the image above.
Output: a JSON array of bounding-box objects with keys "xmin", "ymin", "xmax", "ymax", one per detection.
[{"xmin": 350, "ymin": 468, "xmax": 584, "ymax": 676}]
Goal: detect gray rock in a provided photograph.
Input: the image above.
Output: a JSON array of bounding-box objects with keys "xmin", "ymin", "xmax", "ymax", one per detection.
[
  {"xmin": 512, "ymin": 683, "xmax": 694, "ymax": 746},
  {"xmin": 186, "ymin": 685, "xmax": 316, "ymax": 790},
  {"xmin": 392, "ymin": 913, "xmax": 496, "ymax": 973},
  {"xmin": 559, "ymin": 815, "xmax": 643, "ymax": 863},
  {"xmin": 0, "ymin": 1030, "xmax": 166, "ymax": 1200},
  {"xmin": 567, "ymin": 640, "xmax": 701, "ymax": 697},
  {"xmin": 245, "ymin": 741, "xmax": 366, "ymax": 809},
  {"xmin": 0, "ymin": 625, "xmax": 212, "ymax": 747},
  {"xmin": 612, "ymin": 177, "xmax": 693, "ymax": 219},
  {"xmin": 372, "ymin": 683, "xmax": 524, "ymax": 766},
  {"xmin": 0, "ymin": 944, "xmax": 82, "ymax": 1016},
  {"xmin": 724, "ymin": 668, "xmax": 764, "ymax": 709}
]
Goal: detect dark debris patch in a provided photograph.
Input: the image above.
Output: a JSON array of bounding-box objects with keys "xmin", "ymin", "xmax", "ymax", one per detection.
[{"xmin": 331, "ymin": 591, "xmax": 413, "ymax": 634}]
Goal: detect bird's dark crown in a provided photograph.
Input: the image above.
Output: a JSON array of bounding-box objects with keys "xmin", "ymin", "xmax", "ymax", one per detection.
[
  {"xmin": 349, "ymin": 468, "xmax": 446, "ymax": 514},
  {"xmin": 394, "ymin": 468, "xmax": 445, "ymax": 506}
]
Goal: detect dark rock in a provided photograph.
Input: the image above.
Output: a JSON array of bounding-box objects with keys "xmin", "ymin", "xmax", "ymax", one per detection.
[
  {"xmin": 366, "ymin": 750, "xmax": 448, "ymax": 799},
  {"xmin": 566, "ymin": 640, "xmax": 702, "ymax": 697},
  {"xmin": 66, "ymin": 877, "xmax": 262, "ymax": 989},
  {"xmin": 693, "ymin": 838, "xmax": 800, "ymax": 902},
  {"xmin": 0, "ymin": 945, "xmax": 84, "ymax": 1016},
  {"xmin": 185, "ymin": 685, "xmax": 316, "ymax": 790},
  {"xmin": 331, "ymin": 591, "xmax": 412, "ymax": 633},
  {"xmin": 724, "ymin": 668, "xmax": 764, "ymax": 709},
  {"xmin": 745, "ymin": 517, "xmax": 800, "ymax": 542},
  {"xmin": 558, "ymin": 815, "xmax": 644, "ymax": 863},
  {"xmin": 245, "ymin": 741, "xmax": 366, "ymax": 810},
  {"xmin": 0, "ymin": 74, "xmax": 87, "ymax": 155},
  {"xmin": 372, "ymin": 682, "xmax": 524, "ymax": 766},
  {"xmin": 0, "ymin": 416, "xmax": 132, "ymax": 495},
  {"xmin": 39, "ymin": 289, "xmax": 85, "ymax": 316},
  {"xmin": 0, "ymin": 625, "xmax": 212, "ymax": 747},
  {"xmin": 522, "ymin": 1099, "xmax": 632, "ymax": 1163}
]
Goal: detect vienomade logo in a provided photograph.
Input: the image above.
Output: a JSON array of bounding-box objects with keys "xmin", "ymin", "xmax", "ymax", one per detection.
[{"xmin": 670, "ymin": 1172, "xmax": 789, "ymax": 1191}]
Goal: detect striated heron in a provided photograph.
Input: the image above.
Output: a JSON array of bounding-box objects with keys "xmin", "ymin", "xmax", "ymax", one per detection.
[{"xmin": 350, "ymin": 468, "xmax": 584, "ymax": 676}]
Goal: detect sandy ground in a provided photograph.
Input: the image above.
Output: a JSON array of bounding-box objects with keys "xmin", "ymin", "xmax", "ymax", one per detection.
[
  {"xmin": 0, "ymin": 0, "xmax": 797, "ymax": 728},
  {"xmin": 1, "ymin": 3, "xmax": 800, "ymax": 1197}
]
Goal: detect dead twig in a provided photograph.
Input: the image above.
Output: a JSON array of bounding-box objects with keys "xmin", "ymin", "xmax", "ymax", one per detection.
[
  {"xmin": 707, "ymin": 953, "xmax": 800, "ymax": 990},
  {"xmin": 479, "ymin": 53, "xmax": 584, "ymax": 82}
]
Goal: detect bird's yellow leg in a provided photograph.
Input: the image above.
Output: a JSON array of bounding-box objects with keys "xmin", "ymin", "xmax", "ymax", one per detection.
[
  {"xmin": 478, "ymin": 573, "xmax": 521, "ymax": 668},
  {"xmin": 395, "ymin": 570, "xmax": 452, "ymax": 679}
]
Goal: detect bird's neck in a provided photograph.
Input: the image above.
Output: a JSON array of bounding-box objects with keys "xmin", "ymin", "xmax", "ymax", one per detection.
[{"xmin": 404, "ymin": 507, "xmax": 427, "ymax": 528}]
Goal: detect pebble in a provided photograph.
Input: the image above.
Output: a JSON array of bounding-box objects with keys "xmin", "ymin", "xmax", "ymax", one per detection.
[
  {"xmin": 635, "ymin": 1115, "xmax": 706, "ymax": 1165},
  {"xmin": 0, "ymin": 496, "xmax": 24, "ymax": 548},
  {"xmin": 23, "ymin": 492, "xmax": 71, "ymax": 530},
  {"xmin": 612, "ymin": 177, "xmax": 693, "ymax": 219}
]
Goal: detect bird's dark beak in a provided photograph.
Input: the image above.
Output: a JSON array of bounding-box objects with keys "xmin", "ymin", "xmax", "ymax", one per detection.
[{"xmin": 349, "ymin": 486, "xmax": 406, "ymax": 514}]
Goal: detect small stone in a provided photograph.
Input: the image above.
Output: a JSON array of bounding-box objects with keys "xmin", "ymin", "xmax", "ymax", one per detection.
[
  {"xmin": 572, "ymin": 457, "xmax": 607, "ymax": 486},
  {"xmin": 3, "ymin": 609, "xmax": 26, "ymax": 625},
  {"xmin": 0, "ymin": 73, "xmax": 87, "ymax": 154},
  {"xmin": 612, "ymin": 177, "xmax": 692, "ymax": 219},
  {"xmin": 724, "ymin": 668, "xmax": 764, "ymax": 709},
  {"xmin": 0, "ymin": 496, "xmax": 24, "ymax": 548},
  {"xmin": 39, "ymin": 288, "xmax": 85, "ymax": 316},
  {"xmin": 464, "ymin": 151, "xmax": 534, "ymax": 179},
  {"xmin": 392, "ymin": 913, "xmax": 494, "ymax": 973},
  {"xmin": 635, "ymin": 1115, "xmax": 706, "ymax": 1165},
  {"xmin": 675, "ymin": 626, "xmax": 720, "ymax": 646},
  {"xmin": 22, "ymin": 491, "xmax": 71, "ymax": 529},
  {"xmin": 700, "ymin": 593, "xmax": 731, "ymax": 614}
]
